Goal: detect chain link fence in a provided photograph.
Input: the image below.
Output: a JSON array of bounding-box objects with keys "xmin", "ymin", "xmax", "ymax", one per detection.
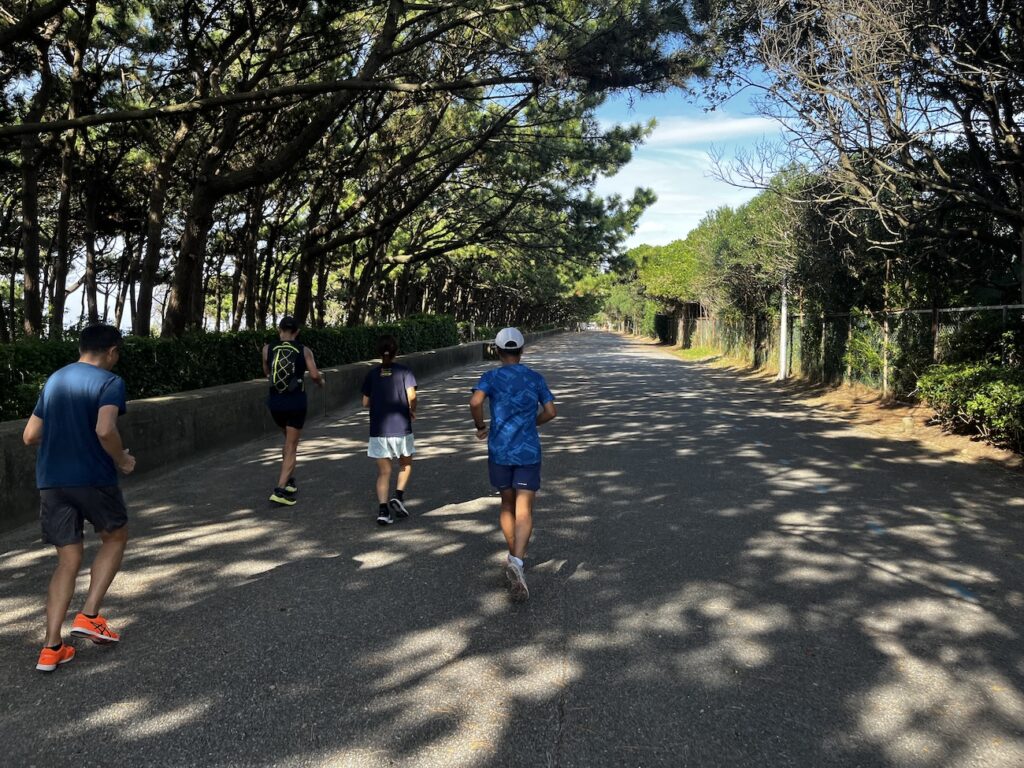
[{"xmin": 692, "ymin": 304, "xmax": 1024, "ymax": 397}]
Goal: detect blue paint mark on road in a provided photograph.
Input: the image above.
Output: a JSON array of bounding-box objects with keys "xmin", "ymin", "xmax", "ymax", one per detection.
[
  {"xmin": 946, "ymin": 580, "xmax": 980, "ymax": 603},
  {"xmin": 867, "ymin": 523, "xmax": 886, "ymax": 535}
]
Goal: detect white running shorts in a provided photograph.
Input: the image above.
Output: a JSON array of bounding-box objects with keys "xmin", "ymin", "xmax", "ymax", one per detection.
[{"xmin": 368, "ymin": 435, "xmax": 416, "ymax": 459}]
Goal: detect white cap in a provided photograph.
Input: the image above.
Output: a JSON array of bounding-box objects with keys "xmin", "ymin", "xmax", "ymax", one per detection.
[{"xmin": 494, "ymin": 327, "xmax": 525, "ymax": 351}]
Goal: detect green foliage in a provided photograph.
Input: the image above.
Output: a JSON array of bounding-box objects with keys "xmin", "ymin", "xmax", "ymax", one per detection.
[
  {"xmin": 0, "ymin": 316, "xmax": 457, "ymax": 421},
  {"xmin": 918, "ymin": 363, "xmax": 1024, "ymax": 452},
  {"xmin": 940, "ymin": 314, "xmax": 1024, "ymax": 367},
  {"xmin": 842, "ymin": 311, "xmax": 885, "ymax": 388},
  {"xmin": 0, "ymin": 339, "xmax": 80, "ymax": 425}
]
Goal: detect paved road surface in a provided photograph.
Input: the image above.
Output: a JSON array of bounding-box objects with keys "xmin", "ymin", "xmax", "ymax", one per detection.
[{"xmin": 1, "ymin": 332, "xmax": 1022, "ymax": 767}]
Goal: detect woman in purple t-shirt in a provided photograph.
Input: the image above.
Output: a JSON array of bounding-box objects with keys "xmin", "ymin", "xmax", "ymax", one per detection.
[{"xmin": 361, "ymin": 335, "xmax": 417, "ymax": 525}]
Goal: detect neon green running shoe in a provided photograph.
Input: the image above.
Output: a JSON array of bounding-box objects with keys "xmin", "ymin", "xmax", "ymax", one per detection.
[{"xmin": 270, "ymin": 488, "xmax": 296, "ymax": 506}]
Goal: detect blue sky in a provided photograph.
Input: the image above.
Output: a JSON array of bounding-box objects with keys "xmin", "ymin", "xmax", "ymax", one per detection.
[{"xmin": 594, "ymin": 90, "xmax": 781, "ymax": 249}]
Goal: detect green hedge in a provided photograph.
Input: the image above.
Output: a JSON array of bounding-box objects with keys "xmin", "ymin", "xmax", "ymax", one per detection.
[
  {"xmin": 917, "ymin": 362, "xmax": 1024, "ymax": 452},
  {"xmin": 0, "ymin": 315, "xmax": 458, "ymax": 422}
]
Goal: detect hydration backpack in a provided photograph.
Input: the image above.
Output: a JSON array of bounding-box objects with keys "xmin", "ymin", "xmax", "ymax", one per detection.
[{"xmin": 269, "ymin": 342, "xmax": 304, "ymax": 394}]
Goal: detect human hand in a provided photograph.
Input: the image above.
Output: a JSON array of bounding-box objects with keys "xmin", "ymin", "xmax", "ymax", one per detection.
[
  {"xmin": 119, "ymin": 449, "xmax": 136, "ymax": 475},
  {"xmin": 475, "ymin": 426, "xmax": 488, "ymax": 441}
]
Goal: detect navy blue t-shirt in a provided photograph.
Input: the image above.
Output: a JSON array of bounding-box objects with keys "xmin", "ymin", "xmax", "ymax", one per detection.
[
  {"xmin": 33, "ymin": 362, "xmax": 127, "ymax": 489},
  {"xmin": 361, "ymin": 363, "xmax": 416, "ymax": 437},
  {"xmin": 474, "ymin": 363, "xmax": 554, "ymax": 466}
]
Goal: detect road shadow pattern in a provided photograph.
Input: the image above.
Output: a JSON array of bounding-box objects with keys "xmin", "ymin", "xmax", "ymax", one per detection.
[{"xmin": 0, "ymin": 332, "xmax": 1022, "ymax": 767}]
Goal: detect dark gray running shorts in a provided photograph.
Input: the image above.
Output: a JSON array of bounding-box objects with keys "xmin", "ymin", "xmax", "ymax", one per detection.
[{"xmin": 39, "ymin": 486, "xmax": 128, "ymax": 547}]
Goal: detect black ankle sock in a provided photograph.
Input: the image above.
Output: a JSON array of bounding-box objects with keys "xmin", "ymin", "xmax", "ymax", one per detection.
[
  {"xmin": 379, "ymin": 503, "xmax": 389, "ymax": 514},
  {"xmin": 395, "ymin": 489, "xmax": 405, "ymax": 501},
  {"xmin": 48, "ymin": 642, "xmax": 62, "ymax": 651},
  {"xmin": 83, "ymin": 612, "xmax": 98, "ymax": 619}
]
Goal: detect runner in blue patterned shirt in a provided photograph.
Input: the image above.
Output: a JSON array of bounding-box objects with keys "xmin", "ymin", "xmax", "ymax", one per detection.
[{"xmin": 469, "ymin": 327, "xmax": 556, "ymax": 602}]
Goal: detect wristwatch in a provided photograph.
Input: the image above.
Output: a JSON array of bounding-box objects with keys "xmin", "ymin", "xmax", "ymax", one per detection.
[{"xmin": 474, "ymin": 422, "xmax": 485, "ymax": 430}]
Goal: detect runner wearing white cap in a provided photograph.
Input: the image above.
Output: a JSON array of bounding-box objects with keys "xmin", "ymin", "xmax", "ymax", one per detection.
[{"xmin": 469, "ymin": 327, "xmax": 556, "ymax": 601}]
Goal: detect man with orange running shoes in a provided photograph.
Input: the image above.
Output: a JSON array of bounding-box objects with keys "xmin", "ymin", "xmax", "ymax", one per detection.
[{"xmin": 22, "ymin": 324, "xmax": 136, "ymax": 672}]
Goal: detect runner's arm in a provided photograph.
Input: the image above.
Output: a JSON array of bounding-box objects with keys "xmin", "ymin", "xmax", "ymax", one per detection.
[
  {"xmin": 304, "ymin": 347, "xmax": 324, "ymax": 387},
  {"xmin": 536, "ymin": 401, "xmax": 556, "ymax": 426},
  {"xmin": 407, "ymin": 386, "xmax": 417, "ymax": 420},
  {"xmin": 96, "ymin": 405, "xmax": 135, "ymax": 474},
  {"xmin": 22, "ymin": 414, "xmax": 44, "ymax": 446},
  {"xmin": 469, "ymin": 389, "xmax": 488, "ymax": 439},
  {"xmin": 362, "ymin": 395, "xmax": 370, "ymax": 408},
  {"xmin": 261, "ymin": 344, "xmax": 270, "ymax": 377}
]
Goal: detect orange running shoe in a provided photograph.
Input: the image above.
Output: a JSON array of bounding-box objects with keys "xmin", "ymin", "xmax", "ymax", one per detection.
[
  {"xmin": 70, "ymin": 612, "xmax": 120, "ymax": 644},
  {"xmin": 36, "ymin": 643, "xmax": 75, "ymax": 672}
]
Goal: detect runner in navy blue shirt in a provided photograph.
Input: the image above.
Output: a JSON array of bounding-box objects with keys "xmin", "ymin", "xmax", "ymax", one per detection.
[
  {"xmin": 262, "ymin": 316, "xmax": 324, "ymax": 506},
  {"xmin": 22, "ymin": 324, "xmax": 136, "ymax": 672},
  {"xmin": 470, "ymin": 327, "xmax": 556, "ymax": 601},
  {"xmin": 361, "ymin": 335, "xmax": 417, "ymax": 525}
]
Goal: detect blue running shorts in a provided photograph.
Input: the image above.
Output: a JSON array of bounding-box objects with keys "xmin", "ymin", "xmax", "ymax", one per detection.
[{"xmin": 488, "ymin": 462, "xmax": 541, "ymax": 492}]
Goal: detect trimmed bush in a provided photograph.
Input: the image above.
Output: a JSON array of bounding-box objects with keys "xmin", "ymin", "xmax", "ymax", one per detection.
[
  {"xmin": 0, "ymin": 315, "xmax": 457, "ymax": 422},
  {"xmin": 917, "ymin": 362, "xmax": 1024, "ymax": 452}
]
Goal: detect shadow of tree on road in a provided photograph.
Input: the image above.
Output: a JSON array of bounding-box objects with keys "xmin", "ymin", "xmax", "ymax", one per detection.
[{"xmin": 1, "ymin": 332, "xmax": 1022, "ymax": 767}]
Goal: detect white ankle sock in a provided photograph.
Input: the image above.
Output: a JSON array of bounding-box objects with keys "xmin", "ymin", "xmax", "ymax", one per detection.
[{"xmin": 508, "ymin": 555, "xmax": 524, "ymax": 568}]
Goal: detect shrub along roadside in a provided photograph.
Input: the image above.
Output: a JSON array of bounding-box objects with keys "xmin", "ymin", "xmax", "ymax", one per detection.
[
  {"xmin": 917, "ymin": 363, "xmax": 1024, "ymax": 453},
  {"xmin": 0, "ymin": 315, "xmax": 457, "ymax": 422}
]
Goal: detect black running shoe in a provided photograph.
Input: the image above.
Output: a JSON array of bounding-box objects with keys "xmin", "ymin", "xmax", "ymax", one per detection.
[
  {"xmin": 376, "ymin": 508, "xmax": 394, "ymax": 526},
  {"xmin": 389, "ymin": 498, "xmax": 410, "ymax": 518}
]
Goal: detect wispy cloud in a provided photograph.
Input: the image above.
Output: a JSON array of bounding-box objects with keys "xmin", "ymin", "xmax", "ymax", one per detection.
[
  {"xmin": 595, "ymin": 108, "xmax": 781, "ymax": 247},
  {"xmin": 644, "ymin": 115, "xmax": 779, "ymax": 146}
]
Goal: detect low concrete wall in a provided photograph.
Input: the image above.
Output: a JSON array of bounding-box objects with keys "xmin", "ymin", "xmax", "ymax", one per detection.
[
  {"xmin": 0, "ymin": 341, "xmax": 483, "ymax": 534},
  {"xmin": 0, "ymin": 330, "xmax": 562, "ymax": 534}
]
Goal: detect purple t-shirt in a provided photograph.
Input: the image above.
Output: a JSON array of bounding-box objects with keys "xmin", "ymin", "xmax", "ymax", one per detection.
[{"xmin": 361, "ymin": 363, "xmax": 416, "ymax": 437}]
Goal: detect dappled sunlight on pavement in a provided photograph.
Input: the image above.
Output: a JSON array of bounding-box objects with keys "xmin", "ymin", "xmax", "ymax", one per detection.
[{"xmin": 1, "ymin": 332, "xmax": 1022, "ymax": 767}]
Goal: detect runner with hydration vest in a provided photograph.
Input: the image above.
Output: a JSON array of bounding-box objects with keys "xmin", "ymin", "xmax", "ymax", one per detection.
[{"xmin": 262, "ymin": 316, "xmax": 324, "ymax": 506}]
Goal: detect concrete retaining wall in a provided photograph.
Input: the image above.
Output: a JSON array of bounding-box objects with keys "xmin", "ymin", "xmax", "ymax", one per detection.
[{"xmin": 0, "ymin": 330, "xmax": 561, "ymax": 534}]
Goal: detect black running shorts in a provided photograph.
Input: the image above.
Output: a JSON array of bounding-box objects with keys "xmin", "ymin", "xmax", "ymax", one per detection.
[
  {"xmin": 270, "ymin": 408, "xmax": 306, "ymax": 430},
  {"xmin": 39, "ymin": 486, "xmax": 128, "ymax": 547}
]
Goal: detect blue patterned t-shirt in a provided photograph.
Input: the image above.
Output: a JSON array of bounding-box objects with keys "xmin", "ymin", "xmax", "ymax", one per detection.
[{"xmin": 474, "ymin": 364, "xmax": 554, "ymax": 466}]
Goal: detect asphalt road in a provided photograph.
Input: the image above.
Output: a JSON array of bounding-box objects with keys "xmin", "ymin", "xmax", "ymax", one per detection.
[{"xmin": 1, "ymin": 331, "xmax": 1022, "ymax": 767}]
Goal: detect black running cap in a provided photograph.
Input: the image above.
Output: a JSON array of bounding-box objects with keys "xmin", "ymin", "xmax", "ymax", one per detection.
[{"xmin": 279, "ymin": 315, "xmax": 299, "ymax": 331}]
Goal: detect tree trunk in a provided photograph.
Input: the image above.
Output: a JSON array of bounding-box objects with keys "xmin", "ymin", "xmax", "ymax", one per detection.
[
  {"xmin": 315, "ymin": 256, "xmax": 329, "ymax": 328},
  {"xmin": 232, "ymin": 192, "xmax": 265, "ymax": 331},
  {"xmin": 19, "ymin": 131, "xmax": 46, "ymax": 336},
  {"xmin": 163, "ymin": 186, "xmax": 215, "ymax": 335},
  {"xmin": 48, "ymin": 1, "xmax": 96, "ymax": 337},
  {"xmin": 114, "ymin": 235, "xmax": 136, "ymax": 330},
  {"xmin": 0, "ymin": 280, "xmax": 9, "ymax": 343},
  {"xmin": 777, "ymin": 280, "xmax": 789, "ymax": 380},
  {"xmin": 50, "ymin": 133, "xmax": 76, "ymax": 337},
  {"xmin": 83, "ymin": 179, "xmax": 100, "ymax": 324},
  {"xmin": 18, "ymin": 44, "xmax": 54, "ymax": 337},
  {"xmin": 1019, "ymin": 224, "xmax": 1024, "ymax": 305},
  {"xmin": 136, "ymin": 120, "xmax": 193, "ymax": 336},
  {"xmin": 292, "ymin": 248, "xmax": 319, "ymax": 325},
  {"xmin": 345, "ymin": 241, "xmax": 385, "ymax": 326}
]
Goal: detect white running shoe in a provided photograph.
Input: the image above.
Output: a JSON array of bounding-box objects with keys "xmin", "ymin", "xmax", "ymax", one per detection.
[{"xmin": 505, "ymin": 559, "xmax": 529, "ymax": 602}]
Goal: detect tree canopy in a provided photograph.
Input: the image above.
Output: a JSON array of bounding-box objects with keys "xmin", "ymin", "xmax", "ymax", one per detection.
[{"xmin": 0, "ymin": 0, "xmax": 711, "ymax": 339}]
